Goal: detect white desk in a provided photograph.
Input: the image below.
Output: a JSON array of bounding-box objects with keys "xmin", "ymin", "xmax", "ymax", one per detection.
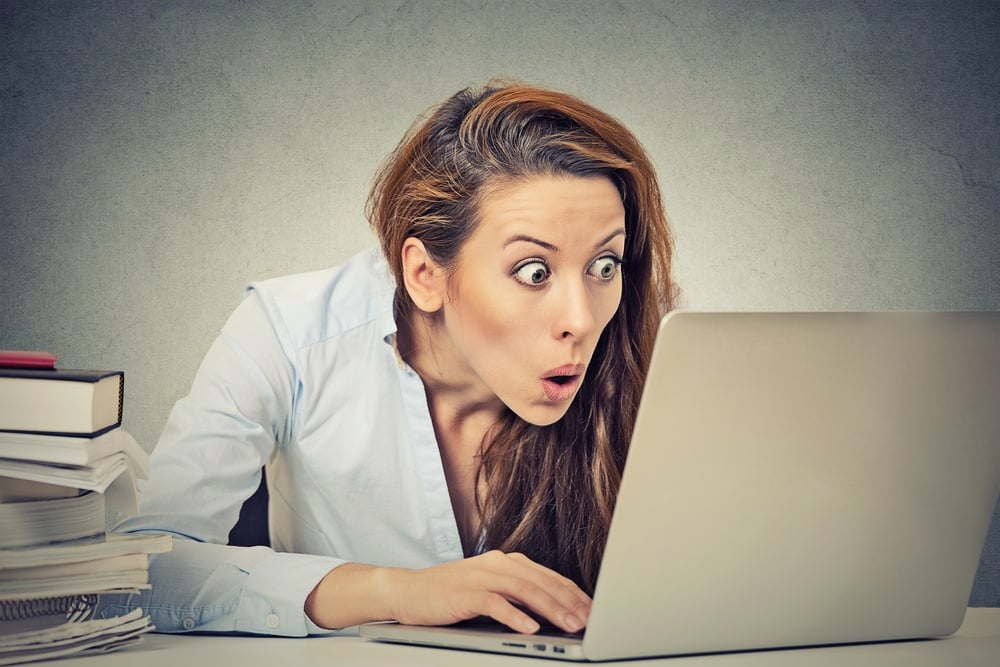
[{"xmin": 26, "ymin": 607, "xmax": 1000, "ymax": 666}]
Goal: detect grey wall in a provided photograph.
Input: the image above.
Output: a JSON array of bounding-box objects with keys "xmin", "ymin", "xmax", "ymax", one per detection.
[{"xmin": 1, "ymin": 2, "xmax": 998, "ymax": 602}]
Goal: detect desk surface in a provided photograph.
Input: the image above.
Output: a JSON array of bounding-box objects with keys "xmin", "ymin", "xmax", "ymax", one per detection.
[{"xmin": 25, "ymin": 607, "xmax": 1000, "ymax": 667}]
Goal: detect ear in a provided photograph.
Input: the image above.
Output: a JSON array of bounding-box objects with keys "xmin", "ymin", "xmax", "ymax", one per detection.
[{"xmin": 400, "ymin": 238, "xmax": 447, "ymax": 313}]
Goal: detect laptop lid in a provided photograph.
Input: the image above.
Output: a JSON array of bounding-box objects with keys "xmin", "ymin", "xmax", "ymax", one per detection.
[{"xmin": 363, "ymin": 311, "xmax": 1000, "ymax": 661}]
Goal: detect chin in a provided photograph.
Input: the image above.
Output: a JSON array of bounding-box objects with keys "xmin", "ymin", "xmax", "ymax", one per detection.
[{"xmin": 513, "ymin": 402, "xmax": 573, "ymax": 427}]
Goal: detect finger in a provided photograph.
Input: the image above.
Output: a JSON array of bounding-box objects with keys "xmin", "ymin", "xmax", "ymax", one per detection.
[
  {"xmin": 496, "ymin": 553, "xmax": 591, "ymax": 632},
  {"xmin": 481, "ymin": 550, "xmax": 587, "ymax": 601},
  {"xmin": 485, "ymin": 571, "xmax": 587, "ymax": 633},
  {"xmin": 479, "ymin": 592, "xmax": 541, "ymax": 635},
  {"xmin": 506, "ymin": 552, "xmax": 593, "ymax": 611}
]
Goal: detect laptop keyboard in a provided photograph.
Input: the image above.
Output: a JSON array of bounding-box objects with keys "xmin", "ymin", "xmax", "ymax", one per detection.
[{"xmin": 453, "ymin": 616, "xmax": 584, "ymax": 639}]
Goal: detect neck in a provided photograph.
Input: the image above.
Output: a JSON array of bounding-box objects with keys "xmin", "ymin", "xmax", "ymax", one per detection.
[
  {"xmin": 396, "ymin": 311, "xmax": 499, "ymax": 555},
  {"xmin": 396, "ymin": 310, "xmax": 505, "ymax": 427}
]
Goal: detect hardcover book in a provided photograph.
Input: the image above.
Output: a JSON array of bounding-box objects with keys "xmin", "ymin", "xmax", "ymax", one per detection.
[{"xmin": 0, "ymin": 369, "xmax": 123, "ymax": 436}]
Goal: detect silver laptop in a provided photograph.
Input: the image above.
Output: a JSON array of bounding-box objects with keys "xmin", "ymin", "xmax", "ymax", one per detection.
[{"xmin": 361, "ymin": 311, "xmax": 1000, "ymax": 661}]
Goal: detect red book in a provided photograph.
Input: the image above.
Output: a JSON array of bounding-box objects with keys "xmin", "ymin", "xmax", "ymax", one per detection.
[{"xmin": 0, "ymin": 350, "xmax": 58, "ymax": 370}]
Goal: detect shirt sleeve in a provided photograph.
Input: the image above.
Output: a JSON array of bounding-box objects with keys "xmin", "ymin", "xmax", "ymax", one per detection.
[{"xmin": 113, "ymin": 290, "xmax": 344, "ymax": 636}]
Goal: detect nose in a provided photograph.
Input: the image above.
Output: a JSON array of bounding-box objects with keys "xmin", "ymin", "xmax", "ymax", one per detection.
[{"xmin": 552, "ymin": 277, "xmax": 596, "ymax": 340}]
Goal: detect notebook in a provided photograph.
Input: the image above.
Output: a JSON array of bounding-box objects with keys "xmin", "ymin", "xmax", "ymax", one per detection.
[{"xmin": 361, "ymin": 311, "xmax": 1000, "ymax": 661}]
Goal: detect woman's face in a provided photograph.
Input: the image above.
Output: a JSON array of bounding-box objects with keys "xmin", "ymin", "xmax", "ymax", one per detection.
[{"xmin": 440, "ymin": 174, "xmax": 626, "ymax": 426}]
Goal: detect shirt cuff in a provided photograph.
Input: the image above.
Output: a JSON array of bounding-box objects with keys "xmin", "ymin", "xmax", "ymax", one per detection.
[{"xmin": 235, "ymin": 550, "xmax": 346, "ymax": 636}]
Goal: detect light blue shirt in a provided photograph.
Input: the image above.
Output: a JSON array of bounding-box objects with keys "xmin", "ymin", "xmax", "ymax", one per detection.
[{"xmin": 110, "ymin": 249, "xmax": 465, "ymax": 636}]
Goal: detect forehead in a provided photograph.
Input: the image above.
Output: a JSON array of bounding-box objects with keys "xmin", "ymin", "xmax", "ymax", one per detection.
[{"xmin": 473, "ymin": 174, "xmax": 625, "ymax": 241}]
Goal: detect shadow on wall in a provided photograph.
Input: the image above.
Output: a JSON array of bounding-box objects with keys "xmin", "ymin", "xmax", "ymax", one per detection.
[{"xmin": 971, "ymin": 494, "xmax": 1000, "ymax": 607}]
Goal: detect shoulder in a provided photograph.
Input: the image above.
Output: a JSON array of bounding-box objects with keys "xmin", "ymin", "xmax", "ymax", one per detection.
[{"xmin": 242, "ymin": 248, "xmax": 397, "ymax": 353}]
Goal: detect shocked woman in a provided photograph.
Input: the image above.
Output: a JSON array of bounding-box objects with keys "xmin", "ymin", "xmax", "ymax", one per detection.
[{"xmin": 114, "ymin": 80, "xmax": 678, "ymax": 637}]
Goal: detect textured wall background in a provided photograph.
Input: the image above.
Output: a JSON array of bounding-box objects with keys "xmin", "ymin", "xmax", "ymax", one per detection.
[{"xmin": 1, "ymin": 2, "xmax": 998, "ymax": 602}]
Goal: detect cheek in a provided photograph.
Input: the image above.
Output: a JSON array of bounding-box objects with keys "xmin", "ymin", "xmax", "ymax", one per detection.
[
  {"xmin": 596, "ymin": 283, "xmax": 624, "ymax": 329},
  {"xmin": 460, "ymin": 306, "xmax": 510, "ymax": 346},
  {"xmin": 449, "ymin": 279, "xmax": 522, "ymax": 346}
]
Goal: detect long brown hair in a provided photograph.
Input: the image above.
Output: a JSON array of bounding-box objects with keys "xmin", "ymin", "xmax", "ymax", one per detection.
[{"xmin": 368, "ymin": 80, "xmax": 677, "ymax": 593}]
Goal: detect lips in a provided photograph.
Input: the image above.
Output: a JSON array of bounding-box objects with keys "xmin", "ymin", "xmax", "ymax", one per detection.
[{"xmin": 541, "ymin": 363, "xmax": 585, "ymax": 402}]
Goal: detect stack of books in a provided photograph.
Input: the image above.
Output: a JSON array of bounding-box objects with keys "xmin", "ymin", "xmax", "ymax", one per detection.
[{"xmin": 0, "ymin": 351, "xmax": 171, "ymax": 665}]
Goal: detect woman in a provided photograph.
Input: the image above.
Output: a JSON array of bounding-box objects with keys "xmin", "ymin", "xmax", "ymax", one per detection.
[{"xmin": 113, "ymin": 80, "xmax": 678, "ymax": 637}]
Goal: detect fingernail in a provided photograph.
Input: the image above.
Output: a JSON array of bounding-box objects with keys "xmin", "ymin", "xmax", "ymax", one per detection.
[{"xmin": 565, "ymin": 614, "xmax": 584, "ymax": 631}]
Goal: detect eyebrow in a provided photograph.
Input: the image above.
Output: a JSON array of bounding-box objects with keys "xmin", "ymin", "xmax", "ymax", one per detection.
[{"xmin": 503, "ymin": 229, "xmax": 626, "ymax": 252}]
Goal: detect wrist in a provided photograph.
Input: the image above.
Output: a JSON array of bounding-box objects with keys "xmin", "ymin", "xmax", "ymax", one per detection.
[
  {"xmin": 370, "ymin": 564, "xmax": 407, "ymax": 622},
  {"xmin": 304, "ymin": 563, "xmax": 405, "ymax": 629}
]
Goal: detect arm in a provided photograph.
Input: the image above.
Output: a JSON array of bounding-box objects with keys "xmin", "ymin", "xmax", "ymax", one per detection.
[
  {"xmin": 305, "ymin": 552, "xmax": 591, "ymax": 635},
  {"xmin": 115, "ymin": 290, "xmax": 340, "ymax": 636}
]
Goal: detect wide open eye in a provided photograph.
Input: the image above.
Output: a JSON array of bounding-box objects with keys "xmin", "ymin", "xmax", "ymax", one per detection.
[
  {"xmin": 587, "ymin": 255, "xmax": 621, "ymax": 281},
  {"xmin": 513, "ymin": 260, "xmax": 551, "ymax": 287}
]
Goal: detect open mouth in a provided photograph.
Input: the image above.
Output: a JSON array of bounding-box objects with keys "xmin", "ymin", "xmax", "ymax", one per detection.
[{"xmin": 541, "ymin": 364, "xmax": 585, "ymax": 402}]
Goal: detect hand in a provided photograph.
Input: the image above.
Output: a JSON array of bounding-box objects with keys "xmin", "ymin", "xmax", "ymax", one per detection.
[
  {"xmin": 305, "ymin": 550, "xmax": 591, "ymax": 634},
  {"xmin": 390, "ymin": 550, "xmax": 591, "ymax": 634}
]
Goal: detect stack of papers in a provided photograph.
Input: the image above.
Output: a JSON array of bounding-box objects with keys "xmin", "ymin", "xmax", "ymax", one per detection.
[
  {"xmin": 0, "ymin": 492, "xmax": 105, "ymax": 550},
  {"xmin": 0, "ymin": 608, "xmax": 150, "ymax": 666},
  {"xmin": 0, "ymin": 422, "xmax": 171, "ymax": 664},
  {"xmin": 0, "ymin": 429, "xmax": 148, "ymax": 520},
  {"xmin": 0, "ymin": 534, "xmax": 172, "ymax": 663}
]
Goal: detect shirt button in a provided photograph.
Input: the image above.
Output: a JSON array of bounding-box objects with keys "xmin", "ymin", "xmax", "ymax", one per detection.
[
  {"xmin": 265, "ymin": 614, "xmax": 280, "ymax": 629},
  {"xmin": 181, "ymin": 617, "xmax": 196, "ymax": 631}
]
